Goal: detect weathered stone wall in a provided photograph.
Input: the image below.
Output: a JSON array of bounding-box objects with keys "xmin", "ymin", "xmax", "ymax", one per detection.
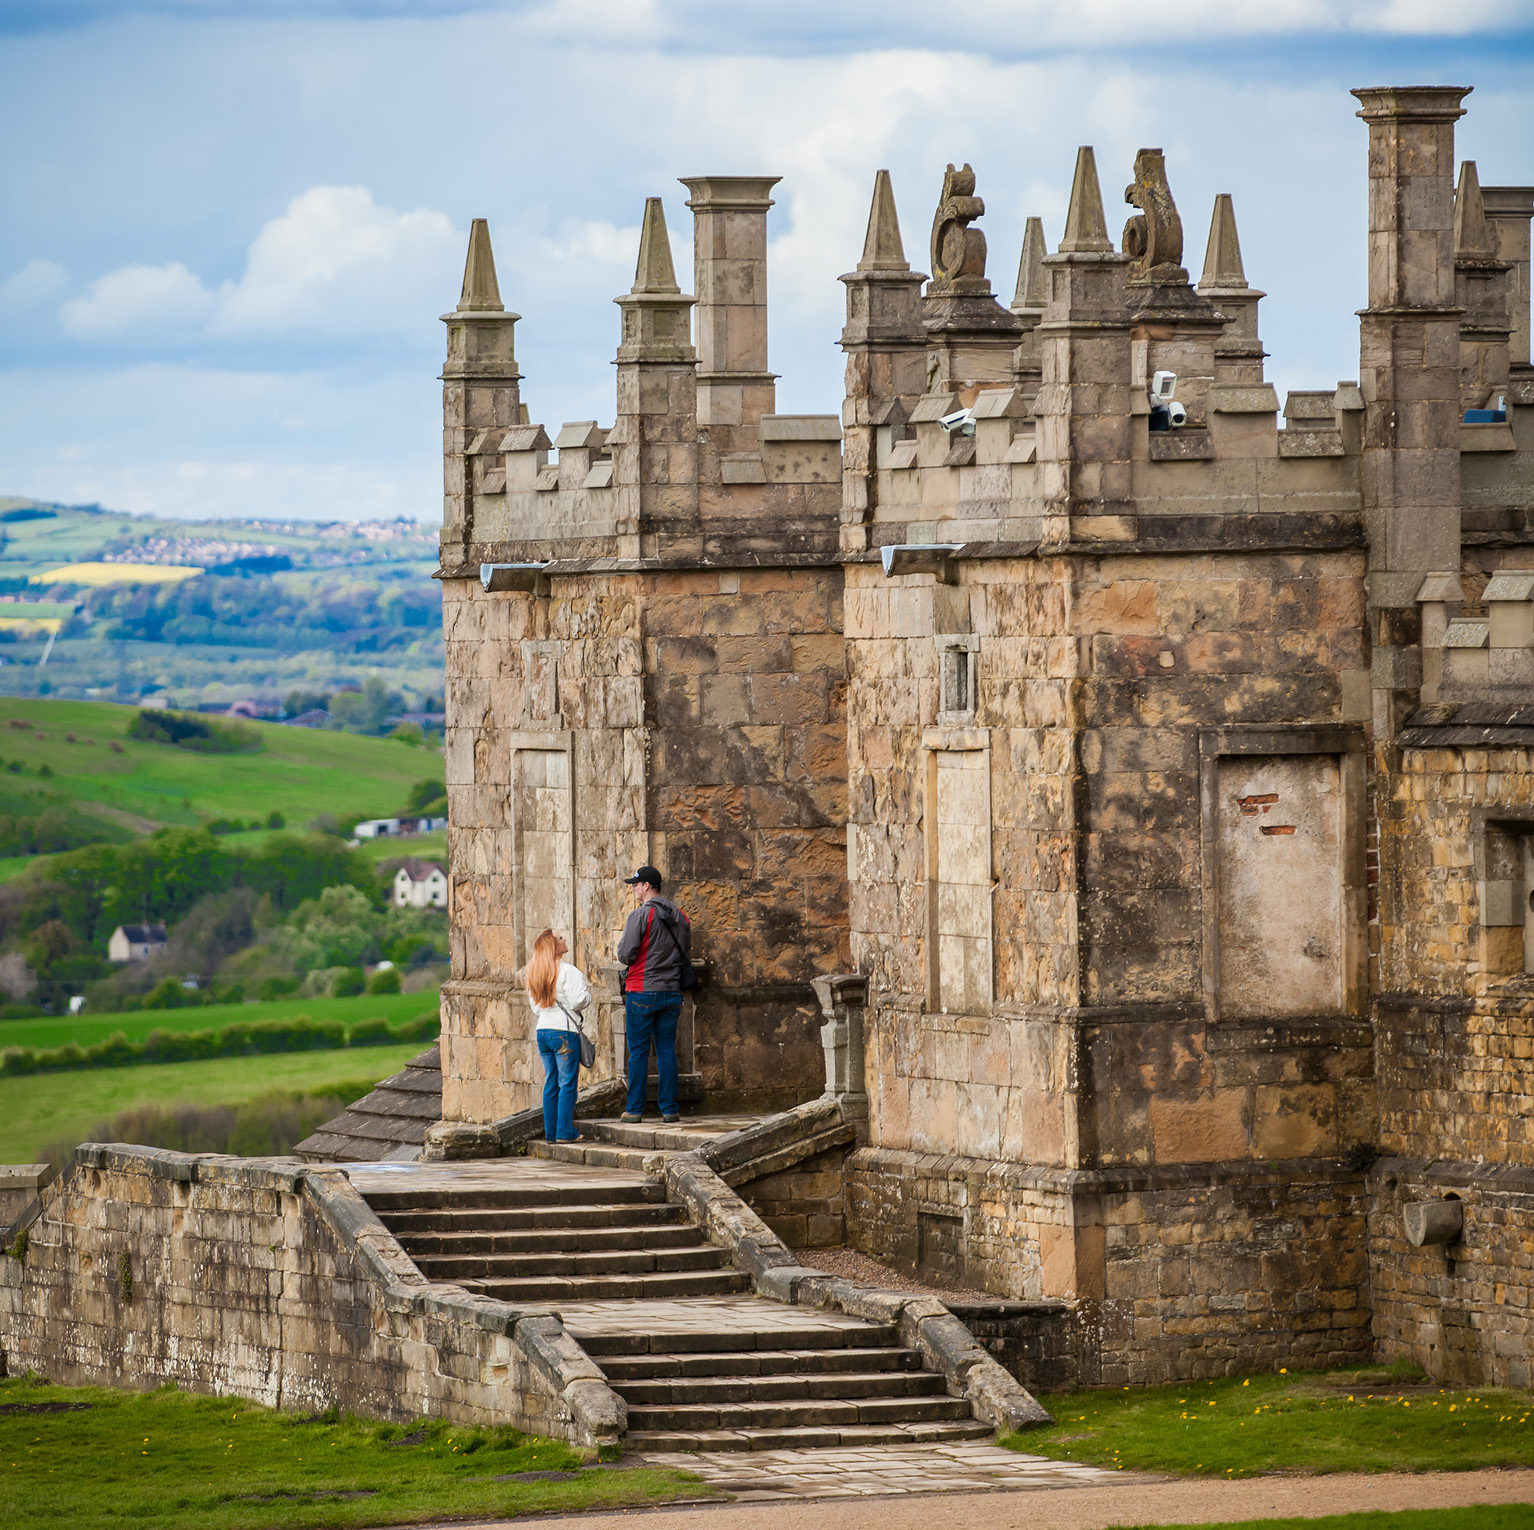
[
  {"xmin": 846, "ymin": 548, "xmax": 1370, "ymax": 1176},
  {"xmin": 736, "ymin": 1140, "xmax": 851, "ymax": 1249},
  {"xmin": 0, "ymin": 1147, "xmax": 618, "ymax": 1444},
  {"xmin": 1369, "ymin": 1158, "xmax": 1534, "ymax": 1388},
  {"xmin": 440, "ymin": 565, "xmax": 848, "ymax": 1122},
  {"xmin": 846, "ymin": 1146, "xmax": 1372, "ymax": 1385}
]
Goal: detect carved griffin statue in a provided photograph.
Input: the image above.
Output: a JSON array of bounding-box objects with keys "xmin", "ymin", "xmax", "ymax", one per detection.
[
  {"xmin": 929, "ymin": 163, "xmax": 991, "ymax": 297},
  {"xmin": 1122, "ymin": 148, "xmax": 1188, "ymax": 285}
]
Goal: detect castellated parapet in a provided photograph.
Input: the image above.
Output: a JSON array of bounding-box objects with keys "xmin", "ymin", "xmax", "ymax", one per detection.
[{"xmin": 434, "ymin": 84, "xmax": 1534, "ymax": 1388}]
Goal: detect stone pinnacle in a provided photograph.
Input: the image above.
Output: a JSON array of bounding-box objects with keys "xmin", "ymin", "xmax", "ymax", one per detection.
[
  {"xmin": 457, "ymin": 219, "xmax": 504, "ymax": 313},
  {"xmin": 1012, "ymin": 216, "xmax": 1048, "ymax": 310},
  {"xmin": 1058, "ymin": 147, "xmax": 1112, "ymax": 254},
  {"xmin": 632, "ymin": 197, "xmax": 681, "ymax": 295},
  {"xmin": 1455, "ymin": 160, "xmax": 1495, "ymax": 259},
  {"xmin": 859, "ymin": 170, "xmax": 909, "ymax": 272},
  {"xmin": 1199, "ymin": 194, "xmax": 1248, "ymax": 289}
]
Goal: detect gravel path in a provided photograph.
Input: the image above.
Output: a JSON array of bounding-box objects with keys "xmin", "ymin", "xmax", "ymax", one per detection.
[{"xmin": 417, "ymin": 1467, "xmax": 1534, "ymax": 1529}]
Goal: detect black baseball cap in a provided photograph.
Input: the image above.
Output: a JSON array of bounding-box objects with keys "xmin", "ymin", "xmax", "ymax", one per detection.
[{"xmin": 623, "ymin": 865, "xmax": 664, "ymax": 889}]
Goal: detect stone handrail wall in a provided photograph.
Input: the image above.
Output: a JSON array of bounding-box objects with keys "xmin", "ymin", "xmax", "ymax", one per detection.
[
  {"xmin": 655, "ymin": 1101, "xmax": 1053, "ymax": 1433},
  {"xmin": 0, "ymin": 1144, "xmax": 625, "ymax": 1446}
]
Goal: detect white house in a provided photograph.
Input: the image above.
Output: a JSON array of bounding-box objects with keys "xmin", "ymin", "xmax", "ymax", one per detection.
[
  {"xmin": 108, "ymin": 924, "xmax": 167, "ymax": 962},
  {"xmin": 354, "ymin": 817, "xmax": 402, "ymax": 840},
  {"xmin": 392, "ymin": 860, "xmax": 448, "ymax": 910}
]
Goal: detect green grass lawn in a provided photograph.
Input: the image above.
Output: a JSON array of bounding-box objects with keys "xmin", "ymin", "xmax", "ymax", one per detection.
[
  {"xmin": 0, "ymin": 991, "xmax": 440, "ymax": 1052},
  {"xmin": 0, "ymin": 1045, "xmax": 423, "ymax": 1164},
  {"xmin": 1011, "ymin": 1365, "xmax": 1534, "ymax": 1478},
  {"xmin": 0, "ymin": 696, "xmax": 438, "ymax": 844},
  {"xmin": 0, "ymin": 1372, "xmax": 707, "ymax": 1530}
]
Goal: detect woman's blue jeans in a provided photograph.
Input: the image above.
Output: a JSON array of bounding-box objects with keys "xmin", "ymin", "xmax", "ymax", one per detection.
[
  {"xmin": 537, "ymin": 1027, "xmax": 580, "ymax": 1141},
  {"xmin": 623, "ymin": 992, "xmax": 681, "ymax": 1117}
]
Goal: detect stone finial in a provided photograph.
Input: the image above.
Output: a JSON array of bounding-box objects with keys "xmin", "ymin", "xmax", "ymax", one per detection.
[
  {"xmin": 1455, "ymin": 160, "xmax": 1496, "ymax": 260},
  {"xmin": 1199, "ymin": 194, "xmax": 1247, "ymax": 290},
  {"xmin": 1123, "ymin": 148, "xmax": 1186, "ymax": 283},
  {"xmin": 1011, "ymin": 217, "xmax": 1049, "ymax": 313},
  {"xmin": 928, "ymin": 163, "xmax": 991, "ymax": 296},
  {"xmin": 632, "ymin": 197, "xmax": 680, "ymax": 294},
  {"xmin": 859, "ymin": 170, "xmax": 910, "ymax": 273},
  {"xmin": 1058, "ymin": 147, "xmax": 1112, "ymax": 254},
  {"xmin": 457, "ymin": 218, "xmax": 504, "ymax": 313}
]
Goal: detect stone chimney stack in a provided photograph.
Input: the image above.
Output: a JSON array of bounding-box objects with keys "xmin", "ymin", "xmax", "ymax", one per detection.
[
  {"xmin": 440, "ymin": 218, "xmax": 522, "ymax": 569},
  {"xmin": 1482, "ymin": 186, "xmax": 1534, "ymax": 375},
  {"xmin": 1035, "ymin": 146, "xmax": 1132, "ymax": 542},
  {"xmin": 610, "ymin": 196, "xmax": 699, "ymax": 558},
  {"xmin": 680, "ymin": 176, "xmax": 781, "ymax": 457},
  {"xmin": 1352, "ymin": 84, "xmax": 1473, "ymax": 743},
  {"xmin": 839, "ymin": 170, "xmax": 928, "ymax": 553},
  {"xmin": 1454, "ymin": 161, "xmax": 1513, "ymax": 410}
]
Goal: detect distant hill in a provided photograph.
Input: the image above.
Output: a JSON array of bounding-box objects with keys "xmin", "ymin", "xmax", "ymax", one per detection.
[
  {"xmin": 0, "ymin": 498, "xmax": 443, "ymax": 712},
  {"xmin": 0, "ymin": 695, "xmax": 443, "ymax": 880}
]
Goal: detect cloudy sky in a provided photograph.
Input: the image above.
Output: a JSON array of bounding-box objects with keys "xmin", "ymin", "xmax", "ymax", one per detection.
[{"xmin": 1, "ymin": 1, "xmax": 1532, "ymax": 525}]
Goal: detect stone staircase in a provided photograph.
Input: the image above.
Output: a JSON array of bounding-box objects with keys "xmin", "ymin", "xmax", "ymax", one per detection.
[
  {"xmin": 370, "ymin": 1160, "xmax": 749, "ymax": 1304},
  {"xmin": 358, "ymin": 1140, "xmax": 993, "ymax": 1451},
  {"xmin": 525, "ymin": 1115, "xmax": 761, "ymax": 1173},
  {"xmin": 588, "ymin": 1315, "xmax": 987, "ymax": 1451}
]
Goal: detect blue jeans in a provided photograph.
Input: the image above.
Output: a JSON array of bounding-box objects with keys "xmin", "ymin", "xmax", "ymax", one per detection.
[
  {"xmin": 624, "ymin": 992, "xmax": 681, "ymax": 1117},
  {"xmin": 537, "ymin": 1028, "xmax": 580, "ymax": 1141}
]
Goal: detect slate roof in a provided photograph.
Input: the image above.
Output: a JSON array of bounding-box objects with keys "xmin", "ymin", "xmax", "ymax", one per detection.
[
  {"xmin": 116, "ymin": 924, "xmax": 166, "ymax": 944},
  {"xmin": 293, "ymin": 1045, "xmax": 441, "ymax": 1162}
]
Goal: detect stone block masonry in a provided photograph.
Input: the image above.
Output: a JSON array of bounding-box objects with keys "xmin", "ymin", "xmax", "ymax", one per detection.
[{"xmin": 0, "ymin": 1146, "xmax": 624, "ymax": 1445}]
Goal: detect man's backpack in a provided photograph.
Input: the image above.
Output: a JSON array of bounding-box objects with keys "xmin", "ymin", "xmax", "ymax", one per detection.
[{"xmin": 652, "ymin": 907, "xmax": 699, "ymax": 992}]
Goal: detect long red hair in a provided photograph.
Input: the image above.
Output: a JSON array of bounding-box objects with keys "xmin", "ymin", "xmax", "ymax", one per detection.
[{"xmin": 523, "ymin": 929, "xmax": 561, "ymax": 1008}]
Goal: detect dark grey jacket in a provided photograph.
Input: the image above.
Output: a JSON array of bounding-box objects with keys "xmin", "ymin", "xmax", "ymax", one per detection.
[{"xmin": 617, "ymin": 896, "xmax": 691, "ymax": 993}]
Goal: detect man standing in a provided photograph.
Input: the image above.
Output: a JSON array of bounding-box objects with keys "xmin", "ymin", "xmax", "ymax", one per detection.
[{"xmin": 616, "ymin": 865, "xmax": 690, "ymax": 1123}]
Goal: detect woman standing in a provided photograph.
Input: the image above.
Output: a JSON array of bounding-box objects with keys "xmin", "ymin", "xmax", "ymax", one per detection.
[{"xmin": 520, "ymin": 928, "xmax": 591, "ymax": 1143}]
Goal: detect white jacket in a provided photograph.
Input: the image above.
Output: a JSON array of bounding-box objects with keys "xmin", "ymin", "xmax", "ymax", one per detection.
[{"xmin": 529, "ymin": 961, "xmax": 591, "ymax": 1033}]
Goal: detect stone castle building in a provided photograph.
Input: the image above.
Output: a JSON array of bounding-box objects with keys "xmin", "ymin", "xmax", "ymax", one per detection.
[{"xmin": 431, "ymin": 84, "xmax": 1534, "ymax": 1389}]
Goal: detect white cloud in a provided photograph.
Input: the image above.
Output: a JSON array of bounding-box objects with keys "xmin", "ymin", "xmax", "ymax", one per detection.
[
  {"xmin": 0, "ymin": 258, "xmax": 67, "ymax": 313},
  {"xmin": 211, "ymin": 185, "xmax": 460, "ymax": 337},
  {"xmin": 60, "ymin": 186, "xmax": 462, "ymax": 344},
  {"xmin": 61, "ymin": 261, "xmax": 213, "ymax": 337}
]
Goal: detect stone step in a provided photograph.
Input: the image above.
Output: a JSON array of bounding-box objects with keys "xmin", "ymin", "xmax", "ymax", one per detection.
[
  {"xmin": 623, "ymin": 1394, "xmax": 979, "ymax": 1433},
  {"xmin": 394, "ymin": 1223, "xmax": 705, "ymax": 1257},
  {"xmin": 361, "ymin": 1179, "xmax": 665, "ymax": 1212},
  {"xmin": 413, "ymin": 1245, "xmax": 731, "ymax": 1281},
  {"xmin": 624, "ymin": 1420, "xmax": 995, "ymax": 1453},
  {"xmin": 578, "ymin": 1322, "xmax": 900, "ymax": 1356},
  {"xmin": 579, "ymin": 1119, "xmax": 734, "ymax": 1153},
  {"xmin": 611, "ymin": 1370, "xmax": 948, "ymax": 1405},
  {"xmin": 379, "ymin": 1203, "xmax": 687, "ymax": 1235},
  {"xmin": 598, "ymin": 1346, "xmax": 923, "ymax": 1380},
  {"xmin": 527, "ymin": 1141, "xmax": 656, "ymax": 1172},
  {"xmin": 462, "ymin": 1269, "xmax": 753, "ymax": 1302}
]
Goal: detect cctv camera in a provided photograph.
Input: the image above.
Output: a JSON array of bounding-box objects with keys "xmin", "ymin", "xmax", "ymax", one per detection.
[
  {"xmin": 1151, "ymin": 370, "xmax": 1177, "ymax": 403},
  {"xmin": 1166, "ymin": 400, "xmax": 1188, "ymax": 428},
  {"xmin": 938, "ymin": 408, "xmax": 976, "ymax": 436}
]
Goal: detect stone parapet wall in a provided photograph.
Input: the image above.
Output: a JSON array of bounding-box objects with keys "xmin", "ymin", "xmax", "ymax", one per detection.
[
  {"xmin": 1369, "ymin": 1157, "xmax": 1534, "ymax": 1388},
  {"xmin": 0, "ymin": 1146, "xmax": 622, "ymax": 1445},
  {"xmin": 846, "ymin": 1145, "xmax": 1372, "ymax": 1386}
]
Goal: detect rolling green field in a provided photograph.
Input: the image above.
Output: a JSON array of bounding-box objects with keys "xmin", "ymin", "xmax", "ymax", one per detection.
[
  {"xmin": 0, "ymin": 991, "xmax": 439, "ymax": 1052},
  {"xmin": 0, "ymin": 696, "xmax": 439, "ymax": 847},
  {"xmin": 0, "ymin": 1045, "xmax": 422, "ymax": 1164}
]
